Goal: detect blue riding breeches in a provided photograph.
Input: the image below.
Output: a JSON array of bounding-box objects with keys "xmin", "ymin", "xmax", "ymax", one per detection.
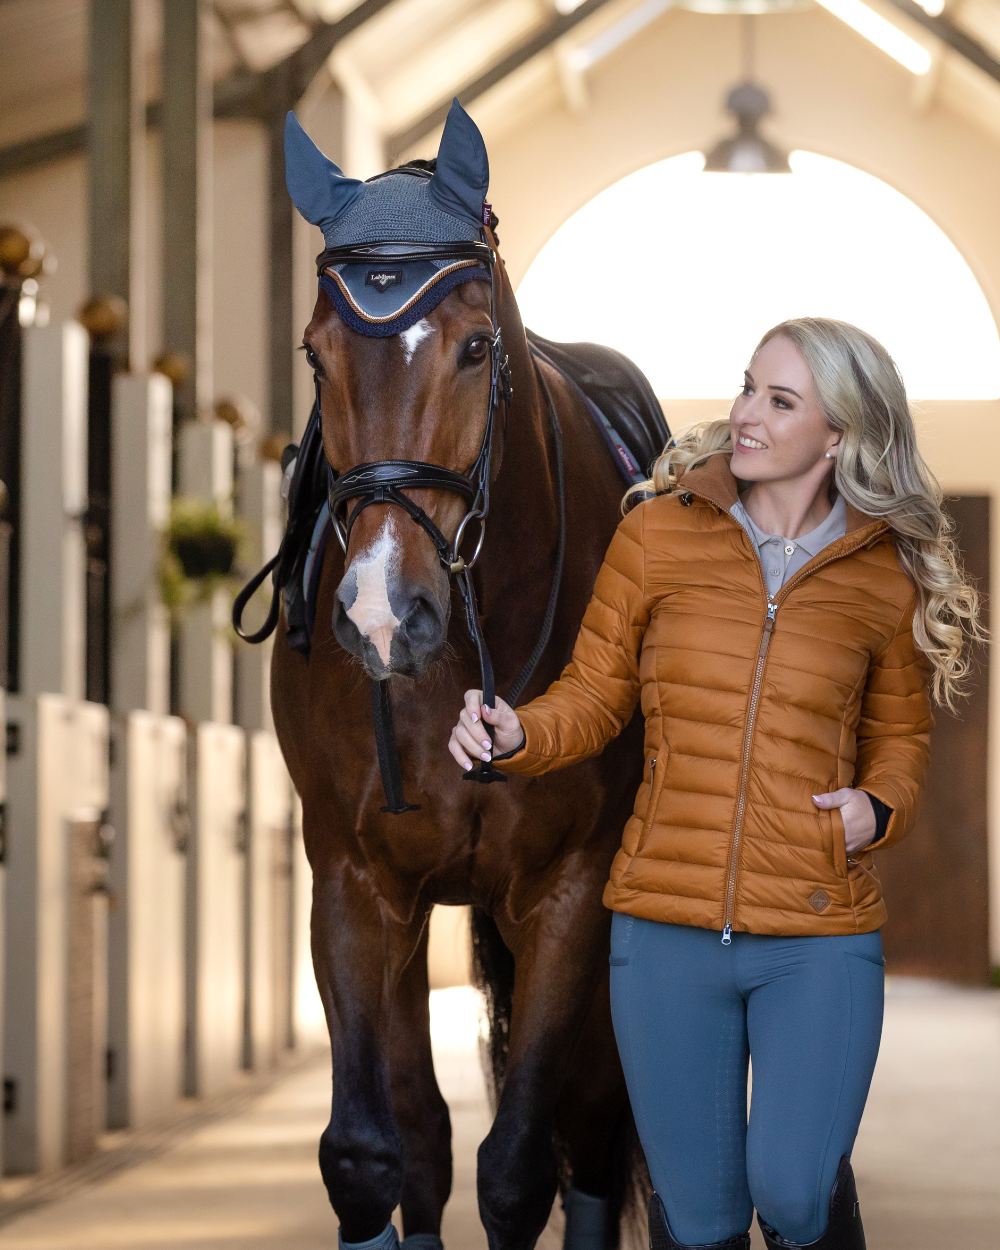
[{"xmin": 608, "ymin": 913, "xmax": 885, "ymax": 1245}]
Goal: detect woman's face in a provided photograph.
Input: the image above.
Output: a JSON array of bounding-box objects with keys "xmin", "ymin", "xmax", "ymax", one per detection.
[{"xmin": 729, "ymin": 334, "xmax": 840, "ymax": 488}]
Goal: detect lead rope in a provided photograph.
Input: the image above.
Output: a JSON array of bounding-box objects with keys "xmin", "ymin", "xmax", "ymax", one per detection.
[{"xmin": 373, "ymin": 346, "xmax": 566, "ymax": 809}]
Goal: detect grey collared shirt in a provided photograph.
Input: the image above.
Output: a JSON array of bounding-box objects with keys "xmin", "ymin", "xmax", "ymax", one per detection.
[{"xmin": 729, "ymin": 489, "xmax": 847, "ymax": 600}]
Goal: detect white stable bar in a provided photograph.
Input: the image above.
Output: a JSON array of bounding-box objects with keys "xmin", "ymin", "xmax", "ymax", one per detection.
[
  {"xmin": 290, "ymin": 794, "xmax": 326, "ymax": 1049},
  {"xmin": 111, "ymin": 372, "xmax": 173, "ymax": 716},
  {"xmin": 19, "ymin": 323, "xmax": 89, "ymax": 701},
  {"xmin": 107, "ymin": 711, "xmax": 187, "ymax": 1129},
  {"xmin": 243, "ymin": 731, "xmax": 294, "ymax": 1070},
  {"xmin": 177, "ymin": 420, "xmax": 234, "ymax": 725},
  {"xmin": 184, "ymin": 721, "xmax": 246, "ymax": 1097},
  {"xmin": 3, "ymin": 694, "xmax": 109, "ymax": 1174},
  {"xmin": 235, "ymin": 461, "xmax": 282, "ymax": 734}
]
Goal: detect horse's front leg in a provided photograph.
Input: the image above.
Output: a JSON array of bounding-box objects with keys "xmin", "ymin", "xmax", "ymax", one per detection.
[
  {"xmin": 311, "ymin": 866, "xmax": 421, "ymax": 1245},
  {"xmin": 389, "ymin": 915, "xmax": 452, "ymax": 1249},
  {"xmin": 478, "ymin": 859, "xmax": 612, "ymax": 1250}
]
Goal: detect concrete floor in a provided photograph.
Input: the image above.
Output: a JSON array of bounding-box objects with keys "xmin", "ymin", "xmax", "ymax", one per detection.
[{"xmin": 0, "ymin": 977, "xmax": 997, "ymax": 1250}]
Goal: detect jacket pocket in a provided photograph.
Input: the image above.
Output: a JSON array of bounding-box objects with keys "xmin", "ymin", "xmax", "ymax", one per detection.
[
  {"xmin": 827, "ymin": 783, "xmax": 848, "ymax": 878},
  {"xmin": 633, "ymin": 746, "xmax": 669, "ymax": 860}
]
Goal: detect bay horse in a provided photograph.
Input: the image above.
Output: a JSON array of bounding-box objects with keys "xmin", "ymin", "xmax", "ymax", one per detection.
[{"xmin": 257, "ymin": 99, "xmax": 663, "ymax": 1250}]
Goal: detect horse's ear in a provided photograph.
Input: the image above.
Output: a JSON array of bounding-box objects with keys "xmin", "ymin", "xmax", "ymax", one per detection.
[
  {"xmin": 429, "ymin": 97, "xmax": 489, "ymax": 225},
  {"xmin": 284, "ymin": 111, "xmax": 362, "ymax": 236}
]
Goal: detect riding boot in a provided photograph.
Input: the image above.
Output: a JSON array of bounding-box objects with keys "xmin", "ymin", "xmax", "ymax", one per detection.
[
  {"xmin": 756, "ymin": 1155, "xmax": 866, "ymax": 1250},
  {"xmin": 648, "ymin": 1191, "xmax": 751, "ymax": 1250}
]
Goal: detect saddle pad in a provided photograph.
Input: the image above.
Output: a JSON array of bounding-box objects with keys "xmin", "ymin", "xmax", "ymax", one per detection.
[{"xmin": 526, "ymin": 328, "xmax": 670, "ymax": 482}]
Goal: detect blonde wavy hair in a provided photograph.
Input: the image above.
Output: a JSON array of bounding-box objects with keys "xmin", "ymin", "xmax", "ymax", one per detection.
[{"xmin": 624, "ymin": 316, "xmax": 989, "ymax": 713}]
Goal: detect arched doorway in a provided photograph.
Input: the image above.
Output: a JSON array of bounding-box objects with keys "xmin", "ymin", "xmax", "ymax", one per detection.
[{"xmin": 516, "ymin": 149, "xmax": 1000, "ymax": 401}]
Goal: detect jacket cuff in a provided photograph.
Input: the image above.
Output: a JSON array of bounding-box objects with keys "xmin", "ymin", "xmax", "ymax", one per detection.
[
  {"xmin": 490, "ymin": 728, "xmax": 527, "ymax": 763},
  {"xmin": 859, "ymin": 788, "xmax": 893, "ymax": 847}
]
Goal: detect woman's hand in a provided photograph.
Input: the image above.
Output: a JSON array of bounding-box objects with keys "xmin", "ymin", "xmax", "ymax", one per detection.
[
  {"xmin": 448, "ymin": 689, "xmax": 524, "ymax": 771},
  {"xmin": 812, "ymin": 786, "xmax": 877, "ymax": 854}
]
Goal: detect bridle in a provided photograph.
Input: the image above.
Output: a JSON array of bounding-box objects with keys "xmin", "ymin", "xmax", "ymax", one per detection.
[
  {"xmin": 310, "ymin": 233, "xmax": 566, "ymax": 814},
  {"xmin": 318, "ymin": 239, "xmax": 509, "ymax": 577}
]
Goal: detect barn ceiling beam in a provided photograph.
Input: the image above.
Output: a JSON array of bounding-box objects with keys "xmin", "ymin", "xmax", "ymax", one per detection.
[
  {"xmin": 882, "ymin": 0, "xmax": 1000, "ymax": 87},
  {"xmin": 0, "ymin": 0, "xmax": 398, "ymax": 177},
  {"xmin": 386, "ymin": 0, "xmax": 617, "ymax": 161}
]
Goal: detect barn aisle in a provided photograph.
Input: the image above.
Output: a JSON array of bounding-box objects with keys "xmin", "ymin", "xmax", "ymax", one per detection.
[{"xmin": 0, "ymin": 979, "xmax": 997, "ymax": 1250}]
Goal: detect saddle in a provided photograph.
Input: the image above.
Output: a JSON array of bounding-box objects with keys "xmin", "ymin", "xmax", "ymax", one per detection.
[
  {"xmin": 525, "ymin": 328, "xmax": 667, "ymax": 485},
  {"xmin": 232, "ymin": 333, "xmax": 670, "ymax": 657}
]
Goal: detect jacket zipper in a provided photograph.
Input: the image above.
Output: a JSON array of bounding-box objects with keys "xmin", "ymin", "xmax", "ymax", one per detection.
[
  {"xmin": 697, "ymin": 500, "xmax": 891, "ymax": 947},
  {"xmin": 721, "ymin": 597, "xmax": 777, "ymax": 943}
]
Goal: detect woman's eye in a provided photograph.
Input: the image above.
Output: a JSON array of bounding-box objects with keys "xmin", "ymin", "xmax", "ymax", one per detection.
[{"xmin": 739, "ymin": 383, "xmax": 788, "ymax": 408}]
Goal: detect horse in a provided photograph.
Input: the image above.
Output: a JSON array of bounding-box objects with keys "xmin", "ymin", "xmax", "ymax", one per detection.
[{"xmin": 252, "ymin": 99, "xmax": 666, "ymax": 1250}]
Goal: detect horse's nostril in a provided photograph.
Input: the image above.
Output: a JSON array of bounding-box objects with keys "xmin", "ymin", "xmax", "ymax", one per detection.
[{"xmin": 400, "ymin": 594, "xmax": 442, "ymax": 647}]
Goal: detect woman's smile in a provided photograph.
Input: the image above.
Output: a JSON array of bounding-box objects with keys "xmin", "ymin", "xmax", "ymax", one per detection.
[{"xmin": 734, "ymin": 434, "xmax": 769, "ymax": 452}]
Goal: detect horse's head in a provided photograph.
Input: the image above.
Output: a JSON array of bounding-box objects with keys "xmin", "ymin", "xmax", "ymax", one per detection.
[{"xmin": 287, "ymin": 100, "xmax": 510, "ymax": 681}]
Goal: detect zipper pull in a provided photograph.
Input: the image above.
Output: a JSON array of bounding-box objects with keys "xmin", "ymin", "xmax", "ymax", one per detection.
[
  {"xmin": 721, "ymin": 923, "xmax": 732, "ymax": 945},
  {"xmin": 650, "ymin": 756, "xmax": 657, "ymax": 776},
  {"xmin": 757, "ymin": 601, "xmax": 778, "ymax": 657}
]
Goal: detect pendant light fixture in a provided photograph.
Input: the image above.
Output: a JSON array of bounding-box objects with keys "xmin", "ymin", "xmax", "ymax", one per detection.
[{"xmin": 702, "ymin": 14, "xmax": 791, "ymax": 173}]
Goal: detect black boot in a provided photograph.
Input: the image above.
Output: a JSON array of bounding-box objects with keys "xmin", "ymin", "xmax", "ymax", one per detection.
[
  {"xmin": 756, "ymin": 1155, "xmax": 866, "ymax": 1250},
  {"xmin": 648, "ymin": 1191, "xmax": 750, "ymax": 1250}
]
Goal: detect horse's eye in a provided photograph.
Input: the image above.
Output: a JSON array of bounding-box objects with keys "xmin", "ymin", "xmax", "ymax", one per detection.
[
  {"xmin": 463, "ymin": 335, "xmax": 490, "ymax": 364},
  {"xmin": 303, "ymin": 344, "xmax": 321, "ymax": 372}
]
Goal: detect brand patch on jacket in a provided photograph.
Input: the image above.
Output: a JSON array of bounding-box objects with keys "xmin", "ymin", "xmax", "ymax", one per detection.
[{"xmin": 808, "ymin": 889, "xmax": 832, "ymax": 913}]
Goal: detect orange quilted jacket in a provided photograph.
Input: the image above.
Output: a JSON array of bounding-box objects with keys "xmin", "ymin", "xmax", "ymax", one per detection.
[{"xmin": 492, "ymin": 453, "xmax": 934, "ymax": 938}]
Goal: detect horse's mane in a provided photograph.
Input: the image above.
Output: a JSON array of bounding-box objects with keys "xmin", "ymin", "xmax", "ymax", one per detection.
[{"xmin": 367, "ymin": 156, "xmax": 501, "ymax": 244}]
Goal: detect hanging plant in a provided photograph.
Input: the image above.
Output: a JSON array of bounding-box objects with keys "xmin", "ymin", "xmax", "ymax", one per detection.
[{"xmin": 158, "ymin": 495, "xmax": 247, "ymax": 626}]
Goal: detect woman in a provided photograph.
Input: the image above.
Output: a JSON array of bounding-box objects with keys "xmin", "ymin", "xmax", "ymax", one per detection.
[{"xmin": 447, "ymin": 318, "xmax": 987, "ymax": 1250}]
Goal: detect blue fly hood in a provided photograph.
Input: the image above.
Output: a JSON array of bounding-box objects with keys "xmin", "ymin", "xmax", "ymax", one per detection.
[{"xmin": 285, "ymin": 98, "xmax": 493, "ymax": 336}]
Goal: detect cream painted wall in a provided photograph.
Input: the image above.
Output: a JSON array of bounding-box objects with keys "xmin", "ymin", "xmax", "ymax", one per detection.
[{"xmin": 484, "ymin": 6, "xmax": 1000, "ymax": 317}]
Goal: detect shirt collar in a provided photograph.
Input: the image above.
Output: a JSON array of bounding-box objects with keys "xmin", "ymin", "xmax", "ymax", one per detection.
[{"xmin": 730, "ymin": 488, "xmax": 847, "ymax": 555}]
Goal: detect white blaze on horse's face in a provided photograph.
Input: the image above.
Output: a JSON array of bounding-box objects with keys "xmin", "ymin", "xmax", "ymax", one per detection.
[
  {"xmin": 400, "ymin": 318, "xmax": 434, "ymax": 366},
  {"xmin": 344, "ymin": 517, "xmax": 401, "ymax": 667}
]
